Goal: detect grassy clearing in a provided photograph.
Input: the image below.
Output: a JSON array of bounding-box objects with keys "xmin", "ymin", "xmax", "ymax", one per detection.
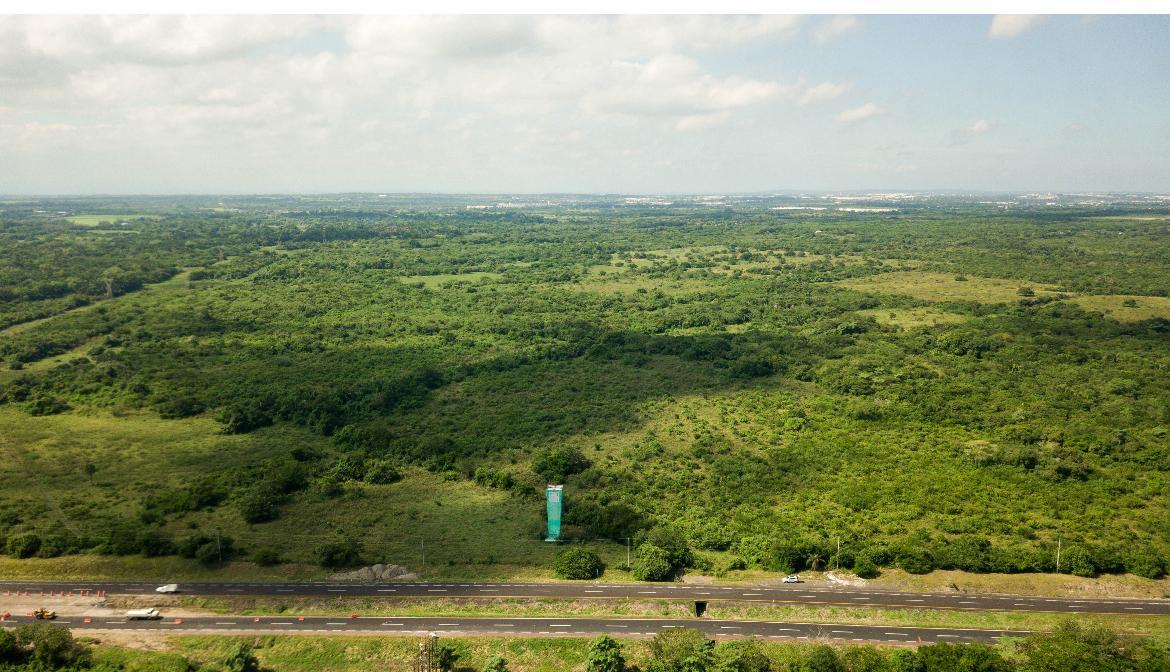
[
  {"xmin": 398, "ymin": 271, "xmax": 502, "ymax": 288},
  {"xmin": 855, "ymin": 307, "xmax": 967, "ymax": 330},
  {"xmin": 1067, "ymin": 295, "xmax": 1170, "ymax": 322},
  {"xmin": 65, "ymin": 215, "xmax": 154, "ymax": 226},
  {"xmin": 149, "ymin": 596, "xmax": 1170, "ymax": 637},
  {"xmin": 882, "ymin": 568, "xmax": 1170, "ymax": 600},
  {"xmin": 839, "ymin": 271, "xmax": 1061, "ymax": 303}
]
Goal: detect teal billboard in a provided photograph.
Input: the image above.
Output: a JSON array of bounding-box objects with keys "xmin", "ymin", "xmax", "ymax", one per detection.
[{"xmin": 545, "ymin": 485, "xmax": 563, "ymax": 541}]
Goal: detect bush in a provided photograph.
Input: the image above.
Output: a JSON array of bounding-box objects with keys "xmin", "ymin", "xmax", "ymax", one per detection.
[
  {"xmin": 586, "ymin": 635, "xmax": 625, "ymax": 672},
  {"xmin": 314, "ymin": 538, "xmax": 363, "ymax": 568},
  {"xmin": 1059, "ymin": 545, "xmax": 1096, "ymax": 577},
  {"xmin": 800, "ymin": 645, "xmax": 843, "ymax": 672},
  {"xmin": 632, "ymin": 543, "xmax": 675, "ymax": 581},
  {"xmin": 713, "ymin": 640, "xmax": 771, "ymax": 672},
  {"xmin": 532, "ymin": 446, "xmax": 591, "ymax": 482},
  {"xmin": 238, "ymin": 482, "xmax": 283, "ymax": 524},
  {"xmin": 553, "ymin": 547, "xmax": 605, "ymax": 579},
  {"xmin": 916, "ymin": 642, "xmax": 1010, "ymax": 671},
  {"xmin": 195, "ymin": 541, "xmax": 224, "ymax": 566},
  {"xmin": 15, "ymin": 623, "xmax": 89, "ymax": 669},
  {"xmin": 853, "ymin": 553, "xmax": 880, "ymax": 579},
  {"xmin": 473, "ymin": 467, "xmax": 513, "ymax": 490},
  {"xmin": 641, "ymin": 527, "xmax": 693, "ymax": 570},
  {"xmin": 6, "ymin": 531, "xmax": 40, "ymax": 559},
  {"xmin": 434, "ymin": 643, "xmax": 460, "ymax": 672},
  {"xmin": 1125, "ymin": 549, "xmax": 1165, "ymax": 579},
  {"xmin": 364, "ymin": 460, "xmax": 402, "ymax": 484},
  {"xmin": 253, "ymin": 547, "xmax": 282, "ymax": 566},
  {"xmin": 897, "ymin": 547, "xmax": 936, "ymax": 575},
  {"xmin": 222, "ymin": 642, "xmax": 262, "ymax": 672},
  {"xmin": 482, "ymin": 656, "xmax": 509, "ymax": 672},
  {"xmin": 648, "ymin": 628, "xmax": 713, "ymax": 672}
]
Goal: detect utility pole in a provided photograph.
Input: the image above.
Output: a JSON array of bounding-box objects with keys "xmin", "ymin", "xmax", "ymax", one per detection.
[
  {"xmin": 836, "ymin": 538, "xmax": 841, "ymax": 570},
  {"xmin": 421, "ymin": 536, "xmax": 426, "ymax": 567},
  {"xmin": 216, "ymin": 528, "xmax": 223, "ymax": 564},
  {"xmin": 1056, "ymin": 538, "xmax": 1062, "ymax": 574},
  {"xmin": 624, "ymin": 538, "xmax": 632, "ymax": 568}
]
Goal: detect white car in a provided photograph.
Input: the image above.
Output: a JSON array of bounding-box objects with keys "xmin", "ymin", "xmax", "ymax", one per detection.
[
  {"xmin": 155, "ymin": 583, "xmax": 179, "ymax": 594},
  {"xmin": 782, "ymin": 575, "xmax": 802, "ymax": 584}
]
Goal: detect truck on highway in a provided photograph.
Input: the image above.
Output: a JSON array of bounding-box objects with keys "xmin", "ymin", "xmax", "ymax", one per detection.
[{"xmin": 126, "ymin": 608, "xmax": 162, "ymax": 620}]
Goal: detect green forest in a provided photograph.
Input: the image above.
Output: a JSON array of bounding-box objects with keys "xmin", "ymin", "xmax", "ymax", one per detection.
[{"xmin": 2, "ymin": 195, "xmax": 1169, "ymax": 580}]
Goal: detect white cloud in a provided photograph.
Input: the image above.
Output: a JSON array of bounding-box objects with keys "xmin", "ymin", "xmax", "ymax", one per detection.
[
  {"xmin": 952, "ymin": 119, "xmax": 994, "ymax": 144},
  {"xmin": 837, "ymin": 102, "xmax": 883, "ymax": 123},
  {"xmin": 814, "ymin": 16, "xmax": 860, "ymax": 44},
  {"xmin": 988, "ymin": 15, "xmax": 1044, "ymax": 39},
  {"xmin": 799, "ymin": 81, "xmax": 851, "ymax": 106}
]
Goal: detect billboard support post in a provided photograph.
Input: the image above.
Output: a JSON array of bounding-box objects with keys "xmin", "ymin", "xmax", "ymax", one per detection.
[{"xmin": 545, "ymin": 485, "xmax": 563, "ymax": 542}]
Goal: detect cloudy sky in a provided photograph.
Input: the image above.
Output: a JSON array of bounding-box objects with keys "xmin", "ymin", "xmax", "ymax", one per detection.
[{"xmin": 1, "ymin": 14, "xmax": 1168, "ymax": 194}]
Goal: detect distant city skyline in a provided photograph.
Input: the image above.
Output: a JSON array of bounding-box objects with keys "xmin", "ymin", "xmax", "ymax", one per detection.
[{"xmin": 1, "ymin": 14, "xmax": 1168, "ymax": 194}]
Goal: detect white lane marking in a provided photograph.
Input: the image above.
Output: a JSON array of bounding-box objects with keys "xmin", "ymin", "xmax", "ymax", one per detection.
[
  {"xmin": 742, "ymin": 593, "xmax": 762, "ymax": 596},
  {"xmin": 480, "ymin": 589, "xmax": 499, "ymax": 592},
  {"xmin": 959, "ymin": 601, "xmax": 976, "ymax": 604},
  {"xmin": 437, "ymin": 623, "xmax": 460, "ymax": 626},
  {"xmin": 326, "ymin": 622, "xmax": 348, "ymax": 626},
  {"xmin": 328, "ymin": 589, "xmax": 347, "ymax": 593},
  {"xmin": 906, "ymin": 599, "xmax": 924, "ymax": 602},
  {"xmin": 1124, "ymin": 607, "xmax": 1144, "ymax": 611},
  {"xmin": 607, "ymin": 625, "xmax": 628, "ymax": 628},
  {"xmin": 800, "ymin": 595, "xmax": 817, "ymax": 598},
  {"xmin": 272, "ymin": 622, "xmax": 294, "ymax": 625},
  {"xmin": 773, "ymin": 628, "xmax": 800, "ymax": 631},
  {"xmin": 852, "ymin": 598, "xmax": 870, "ymax": 601},
  {"xmin": 384, "ymin": 623, "xmax": 405, "ymax": 626},
  {"xmin": 830, "ymin": 630, "xmax": 853, "ymax": 634},
  {"xmin": 585, "ymin": 590, "xmax": 603, "ymax": 593},
  {"xmin": 429, "ymin": 589, "xmax": 448, "ymax": 593},
  {"xmin": 938, "ymin": 634, "xmax": 959, "ymax": 638},
  {"xmin": 494, "ymin": 624, "xmax": 514, "ymax": 627},
  {"xmin": 550, "ymin": 624, "xmax": 572, "ymax": 628},
  {"xmin": 638, "ymin": 591, "xmax": 657, "ymax": 594},
  {"xmin": 215, "ymin": 622, "xmax": 237, "ymax": 625},
  {"xmin": 377, "ymin": 589, "xmax": 397, "ymax": 593},
  {"xmin": 696, "ymin": 592, "xmax": 711, "ymax": 595},
  {"xmin": 720, "ymin": 626, "xmax": 741, "ymax": 630},
  {"xmin": 1013, "ymin": 603, "xmax": 1032, "ymax": 607}
]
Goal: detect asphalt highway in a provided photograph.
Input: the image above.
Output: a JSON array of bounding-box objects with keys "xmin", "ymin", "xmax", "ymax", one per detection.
[
  {"xmin": 0, "ymin": 614, "xmax": 1030, "ymax": 644},
  {"xmin": 2, "ymin": 580, "xmax": 1167, "ymax": 615}
]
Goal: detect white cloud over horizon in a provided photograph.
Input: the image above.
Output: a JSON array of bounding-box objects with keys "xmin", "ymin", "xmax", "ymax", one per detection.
[
  {"xmin": 989, "ymin": 15, "xmax": 1044, "ymax": 39},
  {"xmin": 0, "ymin": 14, "xmax": 1167, "ymax": 193}
]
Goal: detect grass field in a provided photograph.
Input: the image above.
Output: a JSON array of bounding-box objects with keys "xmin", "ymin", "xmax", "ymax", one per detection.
[
  {"xmin": 64, "ymin": 214, "xmax": 154, "ymax": 226},
  {"xmin": 838, "ymin": 271, "xmax": 1061, "ymax": 303},
  {"xmin": 1067, "ymin": 294, "xmax": 1170, "ymax": 322},
  {"xmin": 855, "ymin": 307, "xmax": 968, "ymax": 330}
]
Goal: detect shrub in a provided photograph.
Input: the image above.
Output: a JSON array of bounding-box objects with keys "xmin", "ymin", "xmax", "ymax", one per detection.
[
  {"xmin": 314, "ymin": 538, "xmax": 363, "ymax": 568},
  {"xmin": 916, "ymin": 642, "xmax": 1010, "ymax": 672},
  {"xmin": 553, "ymin": 547, "xmax": 605, "ymax": 580},
  {"xmin": 853, "ymin": 553, "xmax": 880, "ymax": 579},
  {"xmin": 253, "ymin": 547, "xmax": 282, "ymax": 566},
  {"xmin": 136, "ymin": 527, "xmax": 173, "ymax": 557},
  {"xmin": 434, "ymin": 643, "xmax": 460, "ymax": 672},
  {"xmin": 632, "ymin": 543, "xmax": 675, "ymax": 581},
  {"xmin": 482, "ymin": 656, "xmax": 509, "ymax": 672},
  {"xmin": 6, "ymin": 531, "xmax": 41, "ymax": 559},
  {"xmin": 532, "ymin": 446, "xmax": 591, "ymax": 482},
  {"xmin": 195, "ymin": 541, "xmax": 224, "ymax": 566},
  {"xmin": 648, "ymin": 628, "xmax": 713, "ymax": 672},
  {"xmin": 473, "ymin": 467, "xmax": 513, "ymax": 490},
  {"xmin": 15, "ymin": 623, "xmax": 89, "ymax": 669},
  {"xmin": 1125, "ymin": 549, "xmax": 1165, "ymax": 579},
  {"xmin": 897, "ymin": 547, "xmax": 936, "ymax": 575},
  {"xmin": 1059, "ymin": 545, "xmax": 1096, "ymax": 577},
  {"xmin": 238, "ymin": 482, "xmax": 283, "ymax": 524},
  {"xmin": 222, "ymin": 642, "xmax": 261, "ymax": 672},
  {"xmin": 364, "ymin": 460, "xmax": 402, "ymax": 484},
  {"xmin": 800, "ymin": 645, "xmax": 842, "ymax": 672},
  {"xmin": 713, "ymin": 640, "xmax": 771, "ymax": 672},
  {"xmin": 586, "ymin": 635, "xmax": 625, "ymax": 672}
]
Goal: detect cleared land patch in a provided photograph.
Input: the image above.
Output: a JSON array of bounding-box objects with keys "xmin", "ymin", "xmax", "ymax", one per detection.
[
  {"xmin": 856, "ymin": 307, "xmax": 967, "ymax": 330},
  {"xmin": 839, "ymin": 271, "xmax": 1061, "ymax": 304},
  {"xmin": 399, "ymin": 271, "xmax": 502, "ymax": 288},
  {"xmin": 1067, "ymin": 294, "xmax": 1170, "ymax": 322}
]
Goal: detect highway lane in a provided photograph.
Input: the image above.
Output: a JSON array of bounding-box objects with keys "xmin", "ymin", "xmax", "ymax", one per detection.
[
  {"xmin": 0, "ymin": 614, "xmax": 1030, "ymax": 644},
  {"xmin": 2, "ymin": 580, "xmax": 1167, "ymax": 615}
]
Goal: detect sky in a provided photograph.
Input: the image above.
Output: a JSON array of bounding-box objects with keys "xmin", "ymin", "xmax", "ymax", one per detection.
[{"xmin": 1, "ymin": 14, "xmax": 1168, "ymax": 194}]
